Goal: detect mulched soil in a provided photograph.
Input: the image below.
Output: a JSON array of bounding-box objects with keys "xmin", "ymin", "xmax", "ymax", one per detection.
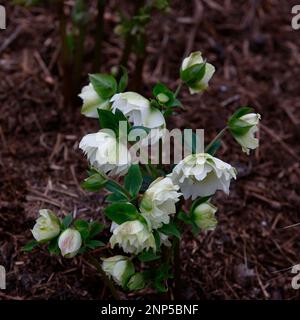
[{"xmin": 0, "ymin": 0, "xmax": 300, "ymax": 300}]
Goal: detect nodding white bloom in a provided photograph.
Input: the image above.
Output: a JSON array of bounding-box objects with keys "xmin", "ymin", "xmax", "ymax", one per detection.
[
  {"xmin": 31, "ymin": 209, "xmax": 61, "ymax": 242},
  {"xmin": 229, "ymin": 113, "xmax": 261, "ymax": 155},
  {"xmin": 79, "ymin": 131, "xmax": 131, "ymax": 176},
  {"xmin": 109, "ymin": 220, "xmax": 156, "ymax": 255},
  {"xmin": 181, "ymin": 51, "xmax": 215, "ymax": 94},
  {"xmin": 111, "ymin": 91, "xmax": 165, "ymax": 130},
  {"xmin": 193, "ymin": 202, "xmax": 218, "ymax": 231},
  {"xmin": 58, "ymin": 228, "xmax": 82, "ymax": 258},
  {"xmin": 140, "ymin": 177, "xmax": 181, "ymax": 229},
  {"xmin": 169, "ymin": 153, "xmax": 237, "ymax": 200},
  {"xmin": 102, "ymin": 255, "xmax": 134, "ymax": 287},
  {"xmin": 79, "ymin": 83, "xmax": 110, "ymax": 118}
]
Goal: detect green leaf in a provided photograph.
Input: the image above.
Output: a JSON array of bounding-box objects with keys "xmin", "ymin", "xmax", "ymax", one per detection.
[
  {"xmin": 228, "ymin": 107, "xmax": 253, "ymax": 123},
  {"xmin": 48, "ymin": 238, "xmax": 60, "ymax": 254},
  {"xmin": 89, "ymin": 73, "xmax": 117, "ymax": 99},
  {"xmin": 105, "ymin": 180, "xmax": 130, "ymax": 200},
  {"xmin": 124, "ymin": 164, "xmax": 143, "ymax": 197},
  {"xmin": 105, "ymin": 203, "xmax": 139, "ymax": 224},
  {"xmin": 85, "ymin": 239, "xmax": 105, "ymax": 249},
  {"xmin": 106, "ymin": 193, "xmax": 129, "ymax": 203},
  {"xmin": 22, "ymin": 240, "xmax": 39, "ymax": 252},
  {"xmin": 138, "ymin": 250, "xmax": 161, "ymax": 262},
  {"xmin": 152, "ymin": 82, "xmax": 180, "ymax": 108},
  {"xmin": 118, "ymin": 66, "xmax": 128, "ymax": 92},
  {"xmin": 180, "ymin": 63, "xmax": 206, "ymax": 85},
  {"xmin": 74, "ymin": 220, "xmax": 90, "ymax": 239},
  {"xmin": 158, "ymin": 221, "xmax": 181, "ymax": 239},
  {"xmin": 97, "ymin": 109, "xmax": 119, "ymax": 134},
  {"xmin": 178, "ymin": 211, "xmax": 192, "ymax": 224},
  {"xmin": 62, "ymin": 214, "xmax": 73, "ymax": 229},
  {"xmin": 81, "ymin": 172, "xmax": 107, "ymax": 192},
  {"xmin": 89, "ymin": 221, "xmax": 105, "ymax": 238}
]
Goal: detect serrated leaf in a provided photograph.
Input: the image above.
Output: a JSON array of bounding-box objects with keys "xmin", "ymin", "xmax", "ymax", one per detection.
[
  {"xmin": 124, "ymin": 164, "xmax": 143, "ymax": 197},
  {"xmin": 89, "ymin": 73, "xmax": 117, "ymax": 99},
  {"xmin": 105, "ymin": 203, "xmax": 139, "ymax": 224}
]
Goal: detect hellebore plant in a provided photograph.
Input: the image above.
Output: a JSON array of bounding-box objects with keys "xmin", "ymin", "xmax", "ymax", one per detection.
[{"xmin": 24, "ymin": 51, "xmax": 261, "ymax": 298}]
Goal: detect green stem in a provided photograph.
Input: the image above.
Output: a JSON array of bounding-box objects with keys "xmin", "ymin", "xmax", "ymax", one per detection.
[
  {"xmin": 204, "ymin": 127, "xmax": 228, "ymax": 153},
  {"xmin": 174, "ymin": 82, "xmax": 182, "ymax": 98},
  {"xmin": 87, "ymin": 254, "xmax": 121, "ymax": 300}
]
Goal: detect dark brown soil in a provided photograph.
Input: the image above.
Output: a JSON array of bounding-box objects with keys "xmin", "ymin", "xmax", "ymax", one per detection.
[{"xmin": 0, "ymin": 0, "xmax": 300, "ymax": 300}]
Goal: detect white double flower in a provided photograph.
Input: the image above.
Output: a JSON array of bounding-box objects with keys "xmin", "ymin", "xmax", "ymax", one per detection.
[
  {"xmin": 140, "ymin": 177, "xmax": 181, "ymax": 229},
  {"xmin": 79, "ymin": 131, "xmax": 131, "ymax": 176},
  {"xmin": 169, "ymin": 153, "xmax": 237, "ymax": 200},
  {"xmin": 109, "ymin": 220, "xmax": 156, "ymax": 255}
]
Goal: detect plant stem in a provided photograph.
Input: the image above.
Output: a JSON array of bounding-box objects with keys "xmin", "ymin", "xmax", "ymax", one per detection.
[
  {"xmin": 204, "ymin": 127, "xmax": 228, "ymax": 153},
  {"xmin": 174, "ymin": 82, "xmax": 182, "ymax": 98},
  {"xmin": 87, "ymin": 254, "xmax": 121, "ymax": 300},
  {"xmin": 93, "ymin": 0, "xmax": 106, "ymax": 71}
]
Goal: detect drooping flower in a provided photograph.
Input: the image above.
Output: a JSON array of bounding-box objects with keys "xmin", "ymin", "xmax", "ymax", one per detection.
[
  {"xmin": 111, "ymin": 92, "xmax": 165, "ymax": 129},
  {"xmin": 140, "ymin": 177, "xmax": 181, "ymax": 229},
  {"xmin": 79, "ymin": 83, "xmax": 110, "ymax": 118},
  {"xmin": 169, "ymin": 153, "xmax": 237, "ymax": 200},
  {"xmin": 228, "ymin": 110, "xmax": 261, "ymax": 155},
  {"xmin": 31, "ymin": 209, "xmax": 61, "ymax": 242},
  {"xmin": 109, "ymin": 220, "xmax": 156, "ymax": 255},
  {"xmin": 102, "ymin": 255, "xmax": 135, "ymax": 287},
  {"xmin": 79, "ymin": 131, "xmax": 131, "ymax": 176},
  {"xmin": 181, "ymin": 51, "xmax": 215, "ymax": 94},
  {"xmin": 58, "ymin": 228, "xmax": 82, "ymax": 258},
  {"xmin": 192, "ymin": 202, "xmax": 218, "ymax": 231}
]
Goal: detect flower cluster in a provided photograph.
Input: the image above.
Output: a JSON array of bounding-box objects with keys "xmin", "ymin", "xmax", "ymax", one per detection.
[{"xmin": 26, "ymin": 51, "xmax": 261, "ymax": 294}]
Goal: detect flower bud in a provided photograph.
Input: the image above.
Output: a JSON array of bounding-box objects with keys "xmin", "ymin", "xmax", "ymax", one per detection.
[
  {"xmin": 192, "ymin": 202, "xmax": 218, "ymax": 231},
  {"xmin": 181, "ymin": 51, "xmax": 215, "ymax": 94},
  {"xmin": 228, "ymin": 108, "xmax": 261, "ymax": 155},
  {"xmin": 102, "ymin": 255, "xmax": 135, "ymax": 287},
  {"xmin": 79, "ymin": 83, "xmax": 110, "ymax": 118},
  {"xmin": 58, "ymin": 228, "xmax": 82, "ymax": 258},
  {"xmin": 31, "ymin": 209, "xmax": 61, "ymax": 243},
  {"xmin": 127, "ymin": 273, "xmax": 145, "ymax": 291}
]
